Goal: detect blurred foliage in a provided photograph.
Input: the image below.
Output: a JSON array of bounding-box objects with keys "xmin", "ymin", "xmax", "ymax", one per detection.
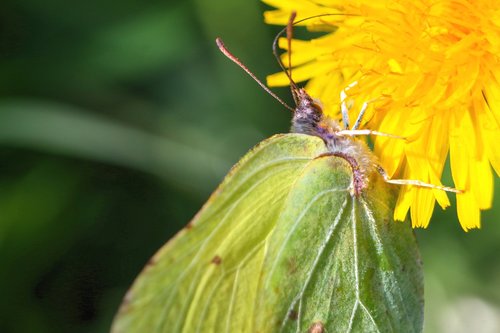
[{"xmin": 0, "ymin": 1, "xmax": 498, "ymax": 333}]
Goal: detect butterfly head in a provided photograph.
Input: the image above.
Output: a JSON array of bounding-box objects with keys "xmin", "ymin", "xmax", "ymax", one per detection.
[{"xmin": 291, "ymin": 88, "xmax": 324, "ymax": 134}]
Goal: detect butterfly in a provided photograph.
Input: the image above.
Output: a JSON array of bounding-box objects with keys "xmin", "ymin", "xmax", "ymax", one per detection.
[{"xmin": 112, "ymin": 13, "xmax": 459, "ymax": 333}]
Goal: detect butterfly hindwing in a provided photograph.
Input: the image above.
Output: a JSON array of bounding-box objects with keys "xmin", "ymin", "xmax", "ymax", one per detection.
[
  {"xmin": 256, "ymin": 155, "xmax": 423, "ymax": 332},
  {"xmin": 112, "ymin": 134, "xmax": 423, "ymax": 333}
]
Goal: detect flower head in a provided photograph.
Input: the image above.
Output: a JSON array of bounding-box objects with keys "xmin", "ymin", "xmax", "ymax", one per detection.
[{"xmin": 263, "ymin": 0, "xmax": 499, "ymax": 230}]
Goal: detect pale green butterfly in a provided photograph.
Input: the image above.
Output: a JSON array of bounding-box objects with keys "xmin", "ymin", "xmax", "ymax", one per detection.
[{"xmin": 111, "ymin": 15, "xmax": 459, "ymax": 333}]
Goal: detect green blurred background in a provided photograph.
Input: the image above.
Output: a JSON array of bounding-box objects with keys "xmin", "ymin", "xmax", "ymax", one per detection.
[{"xmin": 0, "ymin": 1, "xmax": 498, "ymax": 332}]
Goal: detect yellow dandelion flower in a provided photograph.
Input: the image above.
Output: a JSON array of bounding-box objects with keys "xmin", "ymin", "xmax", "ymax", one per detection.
[{"xmin": 263, "ymin": 0, "xmax": 500, "ymax": 230}]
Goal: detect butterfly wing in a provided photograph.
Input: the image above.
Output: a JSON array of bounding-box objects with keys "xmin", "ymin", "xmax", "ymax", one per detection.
[
  {"xmin": 112, "ymin": 134, "xmax": 423, "ymax": 333},
  {"xmin": 111, "ymin": 134, "xmax": 328, "ymax": 333},
  {"xmin": 256, "ymin": 155, "xmax": 423, "ymax": 332}
]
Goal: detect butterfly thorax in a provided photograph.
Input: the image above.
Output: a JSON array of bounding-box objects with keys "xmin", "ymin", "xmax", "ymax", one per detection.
[{"xmin": 291, "ymin": 89, "xmax": 377, "ymax": 196}]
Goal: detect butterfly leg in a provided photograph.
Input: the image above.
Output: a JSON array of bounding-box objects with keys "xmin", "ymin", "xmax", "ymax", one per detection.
[
  {"xmin": 375, "ymin": 165, "xmax": 463, "ymax": 193},
  {"xmin": 340, "ymin": 81, "xmax": 358, "ymax": 130},
  {"xmin": 337, "ymin": 129, "xmax": 406, "ymax": 141},
  {"xmin": 352, "ymin": 100, "xmax": 369, "ymax": 130}
]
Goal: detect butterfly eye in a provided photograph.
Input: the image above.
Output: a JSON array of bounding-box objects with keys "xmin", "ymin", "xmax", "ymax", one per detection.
[{"xmin": 311, "ymin": 102, "xmax": 323, "ymax": 115}]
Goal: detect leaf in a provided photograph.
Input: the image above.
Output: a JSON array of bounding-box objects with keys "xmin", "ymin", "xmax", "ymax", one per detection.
[{"xmin": 112, "ymin": 134, "xmax": 423, "ymax": 333}]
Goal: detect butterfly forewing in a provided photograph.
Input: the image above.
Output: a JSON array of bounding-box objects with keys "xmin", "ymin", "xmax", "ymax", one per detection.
[{"xmin": 112, "ymin": 134, "xmax": 328, "ymax": 333}]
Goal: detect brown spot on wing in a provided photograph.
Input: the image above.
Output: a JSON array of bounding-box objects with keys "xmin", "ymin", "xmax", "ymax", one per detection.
[
  {"xmin": 146, "ymin": 255, "xmax": 157, "ymax": 267},
  {"xmin": 287, "ymin": 256, "xmax": 298, "ymax": 274},
  {"xmin": 211, "ymin": 255, "xmax": 222, "ymax": 265},
  {"xmin": 308, "ymin": 321, "xmax": 325, "ymax": 333},
  {"xmin": 288, "ymin": 309, "xmax": 298, "ymax": 321}
]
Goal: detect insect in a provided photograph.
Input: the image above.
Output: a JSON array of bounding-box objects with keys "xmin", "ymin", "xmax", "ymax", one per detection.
[
  {"xmin": 111, "ymin": 13, "xmax": 458, "ymax": 333},
  {"xmin": 216, "ymin": 14, "xmax": 460, "ymax": 198}
]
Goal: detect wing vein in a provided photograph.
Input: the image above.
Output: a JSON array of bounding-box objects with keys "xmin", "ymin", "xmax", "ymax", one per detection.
[
  {"xmin": 225, "ymin": 268, "xmax": 240, "ymax": 333},
  {"xmin": 346, "ymin": 301, "xmax": 359, "ymax": 333},
  {"xmin": 360, "ymin": 198, "xmax": 415, "ymax": 333},
  {"xmin": 279, "ymin": 195, "xmax": 349, "ymax": 332},
  {"xmin": 349, "ymin": 199, "xmax": 360, "ymax": 333},
  {"xmin": 359, "ymin": 300, "xmax": 381, "ymax": 333},
  {"xmin": 194, "ymin": 273, "xmax": 225, "ymax": 333},
  {"xmin": 267, "ymin": 188, "xmax": 347, "ymax": 290},
  {"xmin": 168, "ymin": 167, "xmax": 292, "ymax": 332}
]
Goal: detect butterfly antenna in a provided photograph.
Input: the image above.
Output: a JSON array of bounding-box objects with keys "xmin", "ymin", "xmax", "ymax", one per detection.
[
  {"xmin": 216, "ymin": 38, "xmax": 294, "ymax": 112},
  {"xmin": 272, "ymin": 14, "xmax": 300, "ymax": 105},
  {"xmin": 272, "ymin": 13, "xmax": 360, "ymax": 102},
  {"xmin": 286, "ymin": 12, "xmax": 299, "ymax": 105}
]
